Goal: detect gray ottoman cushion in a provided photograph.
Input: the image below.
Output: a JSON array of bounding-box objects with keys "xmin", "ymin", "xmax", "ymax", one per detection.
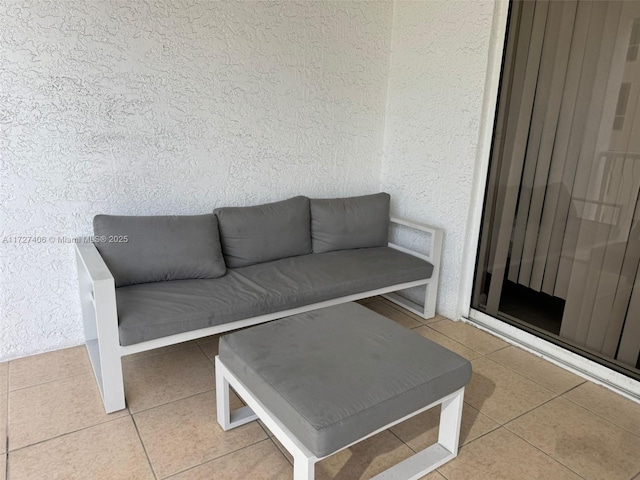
[
  {"xmin": 310, "ymin": 192, "xmax": 390, "ymax": 253},
  {"xmin": 219, "ymin": 303, "xmax": 471, "ymax": 458},
  {"xmin": 215, "ymin": 196, "xmax": 312, "ymax": 268},
  {"xmin": 94, "ymin": 214, "xmax": 226, "ymax": 288}
]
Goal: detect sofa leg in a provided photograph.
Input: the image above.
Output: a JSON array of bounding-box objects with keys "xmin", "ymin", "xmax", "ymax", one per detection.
[
  {"xmin": 86, "ymin": 339, "xmax": 125, "ymax": 413},
  {"xmin": 424, "ymin": 280, "xmax": 437, "ymax": 319},
  {"xmin": 101, "ymin": 352, "xmax": 126, "ymax": 414}
]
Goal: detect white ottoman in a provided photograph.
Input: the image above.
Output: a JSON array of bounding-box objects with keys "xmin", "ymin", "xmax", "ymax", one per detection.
[{"xmin": 215, "ymin": 302, "xmax": 471, "ymax": 480}]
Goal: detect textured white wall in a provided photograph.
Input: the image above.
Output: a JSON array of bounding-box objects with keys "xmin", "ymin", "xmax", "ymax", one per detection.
[
  {"xmin": 381, "ymin": 0, "xmax": 496, "ymax": 319},
  {"xmin": 0, "ymin": 0, "xmax": 393, "ymax": 360}
]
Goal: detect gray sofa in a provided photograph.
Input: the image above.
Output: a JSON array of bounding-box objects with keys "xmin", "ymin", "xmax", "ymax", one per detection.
[{"xmin": 75, "ymin": 193, "xmax": 443, "ymax": 413}]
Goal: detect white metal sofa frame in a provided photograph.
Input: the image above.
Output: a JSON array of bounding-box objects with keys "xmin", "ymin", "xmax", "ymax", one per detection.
[{"xmin": 75, "ymin": 217, "xmax": 443, "ymax": 413}]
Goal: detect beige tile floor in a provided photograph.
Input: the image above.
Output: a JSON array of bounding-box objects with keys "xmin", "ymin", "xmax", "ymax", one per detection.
[{"xmin": 2, "ymin": 297, "xmax": 640, "ymax": 480}]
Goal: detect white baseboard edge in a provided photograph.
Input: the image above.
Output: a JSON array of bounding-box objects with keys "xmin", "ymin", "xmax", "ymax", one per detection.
[{"xmin": 466, "ymin": 309, "xmax": 640, "ymax": 404}]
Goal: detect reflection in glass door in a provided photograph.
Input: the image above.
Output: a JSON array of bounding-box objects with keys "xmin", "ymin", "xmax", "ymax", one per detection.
[{"xmin": 473, "ymin": 0, "xmax": 640, "ymax": 378}]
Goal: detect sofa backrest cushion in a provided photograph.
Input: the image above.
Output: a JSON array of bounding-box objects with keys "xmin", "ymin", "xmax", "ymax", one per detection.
[
  {"xmin": 93, "ymin": 214, "xmax": 226, "ymax": 287},
  {"xmin": 214, "ymin": 196, "xmax": 312, "ymax": 268},
  {"xmin": 310, "ymin": 192, "xmax": 390, "ymax": 253}
]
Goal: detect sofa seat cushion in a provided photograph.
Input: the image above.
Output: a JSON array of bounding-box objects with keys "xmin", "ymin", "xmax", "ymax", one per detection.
[
  {"xmin": 116, "ymin": 247, "xmax": 433, "ymax": 346},
  {"xmin": 233, "ymin": 246, "xmax": 432, "ymax": 307}
]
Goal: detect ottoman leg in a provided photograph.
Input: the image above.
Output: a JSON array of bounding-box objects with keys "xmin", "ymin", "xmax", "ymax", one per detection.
[
  {"xmin": 215, "ymin": 357, "xmax": 258, "ymax": 431},
  {"xmin": 293, "ymin": 455, "xmax": 315, "ymax": 480},
  {"xmin": 371, "ymin": 388, "xmax": 465, "ymax": 480},
  {"xmin": 438, "ymin": 387, "xmax": 465, "ymax": 455}
]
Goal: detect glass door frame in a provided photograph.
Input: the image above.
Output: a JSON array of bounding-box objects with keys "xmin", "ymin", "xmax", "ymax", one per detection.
[{"xmin": 459, "ymin": 0, "xmax": 640, "ymax": 402}]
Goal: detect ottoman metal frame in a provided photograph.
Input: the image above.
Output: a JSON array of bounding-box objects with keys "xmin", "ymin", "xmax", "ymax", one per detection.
[{"xmin": 216, "ymin": 356, "xmax": 464, "ymax": 480}]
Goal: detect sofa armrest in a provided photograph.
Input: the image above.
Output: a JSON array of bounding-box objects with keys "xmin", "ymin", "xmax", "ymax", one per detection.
[
  {"xmin": 390, "ymin": 217, "xmax": 443, "ymax": 266},
  {"xmin": 75, "ymin": 242, "xmax": 117, "ymax": 332},
  {"xmin": 387, "ymin": 217, "xmax": 444, "ymax": 319},
  {"xmin": 76, "ymin": 241, "xmax": 115, "ymax": 283},
  {"xmin": 75, "ymin": 242, "xmax": 125, "ymax": 412}
]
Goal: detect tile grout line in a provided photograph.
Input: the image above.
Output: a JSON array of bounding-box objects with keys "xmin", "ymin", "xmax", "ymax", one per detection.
[
  {"xmin": 128, "ymin": 342, "xmax": 266, "ymax": 480},
  {"xmin": 454, "ymin": 421, "xmax": 501, "ymax": 450},
  {"xmin": 125, "ymin": 347, "xmax": 216, "ymax": 414},
  {"xmin": 486, "ymin": 392, "xmax": 561, "ymax": 428},
  {"xmin": 6, "ymin": 414, "xmax": 128, "ymax": 455},
  {"xmin": 163, "ymin": 437, "xmax": 275, "ymax": 479},
  {"xmin": 367, "ymin": 300, "xmax": 483, "ymax": 348},
  {"xmin": 481, "ymin": 353, "xmax": 585, "ymax": 398},
  {"xmin": 561, "ymin": 382, "xmax": 588, "ymax": 395},
  {"xmin": 421, "ymin": 323, "xmax": 504, "ymax": 357},
  {"xmin": 255, "ymin": 419, "xmax": 272, "ymax": 441},
  {"xmin": 376, "ymin": 299, "xmax": 433, "ymax": 324},
  {"xmin": 5, "ymin": 346, "xmax": 93, "ymax": 392},
  {"xmin": 431, "ymin": 317, "xmax": 514, "ymax": 353},
  {"xmin": 388, "ymin": 422, "xmax": 468, "ymax": 479},
  {"xmin": 268, "ymin": 437, "xmax": 294, "ymax": 467},
  {"xmin": 498, "ymin": 386, "xmax": 592, "ymax": 476},
  {"xmin": 7, "ymin": 369, "xmax": 93, "ymax": 394},
  {"xmin": 436, "ymin": 468, "xmax": 451, "ymax": 479},
  {"xmin": 6, "ymin": 345, "xmax": 219, "ymax": 451},
  {"xmin": 387, "ymin": 428, "xmax": 417, "ymax": 454},
  {"xmin": 130, "ymin": 387, "xmax": 216, "ymax": 416},
  {"xmin": 502, "ymin": 424, "xmax": 587, "ymax": 479},
  {"xmin": 462, "ymin": 418, "xmax": 502, "ymax": 447},
  {"xmin": 487, "ymin": 344, "xmax": 511, "ymax": 354},
  {"xmin": 357, "ymin": 298, "xmax": 492, "ymax": 355},
  {"xmin": 462, "ymin": 425, "xmax": 587, "ymax": 480},
  {"xmin": 560, "ymin": 393, "xmax": 640, "ymax": 441},
  {"xmin": 364, "ymin": 305, "xmax": 423, "ymax": 330},
  {"xmin": 197, "ymin": 343, "xmax": 216, "ymax": 367},
  {"xmin": 474, "ymin": 356, "xmax": 558, "ymax": 401},
  {"xmin": 463, "ymin": 365, "xmax": 540, "ymax": 429},
  {"xmin": 417, "ymin": 324, "xmax": 487, "ymax": 358},
  {"xmin": 383, "ymin": 303, "xmax": 442, "ymax": 328},
  {"xmin": 130, "ymin": 413, "xmax": 158, "ymax": 480}
]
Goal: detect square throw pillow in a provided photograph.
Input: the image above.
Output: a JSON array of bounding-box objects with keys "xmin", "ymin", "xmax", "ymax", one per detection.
[
  {"xmin": 93, "ymin": 214, "xmax": 226, "ymax": 287},
  {"xmin": 310, "ymin": 192, "xmax": 390, "ymax": 253},
  {"xmin": 214, "ymin": 196, "xmax": 312, "ymax": 268}
]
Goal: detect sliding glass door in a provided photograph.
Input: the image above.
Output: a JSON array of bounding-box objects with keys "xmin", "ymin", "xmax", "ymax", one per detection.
[{"xmin": 473, "ymin": 0, "xmax": 640, "ymax": 378}]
